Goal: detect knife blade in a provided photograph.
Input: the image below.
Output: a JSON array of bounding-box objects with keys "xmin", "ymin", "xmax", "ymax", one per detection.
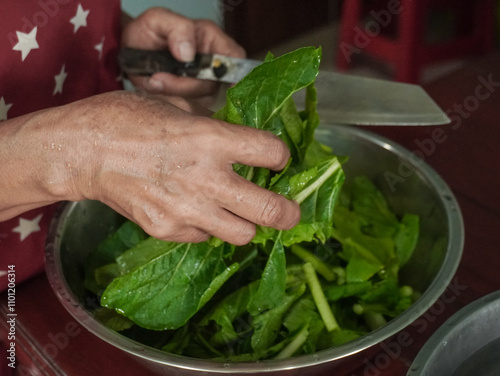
[{"xmin": 118, "ymin": 48, "xmax": 450, "ymax": 126}]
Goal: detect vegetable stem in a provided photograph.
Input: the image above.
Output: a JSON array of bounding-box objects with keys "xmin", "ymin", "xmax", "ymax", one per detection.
[
  {"xmin": 399, "ymin": 285, "xmax": 414, "ymax": 298},
  {"xmin": 332, "ymin": 267, "xmax": 346, "ymax": 285},
  {"xmin": 303, "ymin": 263, "xmax": 339, "ymax": 332},
  {"xmin": 291, "ymin": 245, "xmax": 336, "ymax": 282},
  {"xmin": 275, "ymin": 325, "xmax": 309, "ymax": 359},
  {"xmin": 195, "ymin": 331, "xmax": 225, "ymax": 358},
  {"xmin": 293, "ymin": 159, "xmax": 342, "ymax": 204},
  {"xmin": 364, "ymin": 312, "xmax": 387, "ymax": 331}
]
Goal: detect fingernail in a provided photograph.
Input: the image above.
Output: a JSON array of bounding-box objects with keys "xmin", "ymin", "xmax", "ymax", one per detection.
[
  {"xmin": 148, "ymin": 77, "xmax": 164, "ymax": 91},
  {"xmin": 179, "ymin": 41, "xmax": 195, "ymax": 62}
]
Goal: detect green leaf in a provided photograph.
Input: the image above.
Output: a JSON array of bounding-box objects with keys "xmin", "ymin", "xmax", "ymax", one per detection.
[
  {"xmin": 93, "ymin": 262, "xmax": 121, "ymax": 289},
  {"xmin": 283, "ymin": 297, "xmax": 319, "ymax": 334},
  {"xmin": 213, "ymin": 47, "xmax": 321, "ymax": 184},
  {"xmin": 331, "ymin": 177, "xmax": 420, "ymax": 283},
  {"xmin": 336, "ymin": 236, "xmax": 384, "ymax": 283},
  {"xmin": 317, "ymin": 329, "xmax": 364, "ymax": 349},
  {"xmin": 323, "ymin": 281, "xmax": 372, "ymax": 302},
  {"xmin": 332, "ymin": 206, "xmax": 396, "ymax": 265},
  {"xmin": 254, "ymin": 156, "xmax": 345, "ymax": 246},
  {"xmin": 84, "ymin": 221, "xmax": 147, "ymax": 293},
  {"xmin": 213, "ymin": 47, "xmax": 320, "ymax": 131},
  {"xmin": 101, "ymin": 241, "xmax": 239, "ymax": 330},
  {"xmin": 161, "ymin": 324, "xmax": 192, "ymax": 355},
  {"xmin": 248, "ymin": 234, "xmax": 287, "ymax": 316},
  {"xmin": 199, "ymin": 280, "xmax": 260, "ymax": 348},
  {"xmin": 250, "ymin": 283, "xmax": 306, "ymax": 353},
  {"xmin": 283, "ymin": 296, "xmax": 324, "ymax": 353},
  {"xmin": 350, "ymin": 176, "xmax": 400, "ymax": 238},
  {"xmin": 115, "ymin": 237, "xmax": 186, "ymax": 275},
  {"xmin": 361, "ymin": 278, "xmax": 400, "ymax": 306},
  {"xmin": 93, "ymin": 307, "xmax": 134, "ymax": 332},
  {"xmin": 394, "ymin": 214, "xmax": 420, "ymax": 267}
]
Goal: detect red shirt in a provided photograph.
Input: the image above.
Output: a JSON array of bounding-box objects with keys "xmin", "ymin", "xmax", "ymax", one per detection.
[{"xmin": 0, "ymin": 0, "xmax": 123, "ymax": 290}]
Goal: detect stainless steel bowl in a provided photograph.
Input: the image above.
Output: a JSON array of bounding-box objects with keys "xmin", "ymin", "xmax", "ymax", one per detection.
[
  {"xmin": 408, "ymin": 290, "xmax": 500, "ymax": 376},
  {"xmin": 45, "ymin": 123, "xmax": 464, "ymax": 375}
]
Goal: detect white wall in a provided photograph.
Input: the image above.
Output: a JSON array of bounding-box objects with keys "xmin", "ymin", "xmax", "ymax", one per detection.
[{"xmin": 121, "ymin": 0, "xmax": 223, "ymax": 25}]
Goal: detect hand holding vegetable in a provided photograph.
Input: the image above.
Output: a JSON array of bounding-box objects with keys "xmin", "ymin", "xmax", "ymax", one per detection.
[
  {"xmin": 86, "ymin": 48, "xmax": 420, "ymax": 360},
  {"xmin": 0, "ymin": 91, "xmax": 300, "ymax": 245}
]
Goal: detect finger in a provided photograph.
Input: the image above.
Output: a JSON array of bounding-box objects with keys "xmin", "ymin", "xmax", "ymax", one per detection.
[
  {"xmin": 145, "ymin": 72, "xmax": 218, "ymax": 99},
  {"xmin": 220, "ymin": 123, "xmax": 292, "ymax": 171},
  {"xmin": 160, "ymin": 227, "xmax": 211, "ymax": 244},
  {"xmin": 128, "ymin": 8, "xmax": 197, "ymax": 62},
  {"xmin": 110, "ymin": 201, "xmax": 212, "ymax": 244},
  {"xmin": 151, "ymin": 9, "xmax": 197, "ymax": 62},
  {"xmin": 193, "ymin": 19, "xmax": 246, "ymax": 58},
  {"xmin": 197, "ymin": 206, "xmax": 257, "ymax": 246},
  {"xmin": 218, "ymin": 175, "xmax": 301, "ymax": 231}
]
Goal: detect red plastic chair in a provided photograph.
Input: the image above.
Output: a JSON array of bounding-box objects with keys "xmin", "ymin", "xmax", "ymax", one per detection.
[{"xmin": 336, "ymin": 0, "xmax": 496, "ymax": 83}]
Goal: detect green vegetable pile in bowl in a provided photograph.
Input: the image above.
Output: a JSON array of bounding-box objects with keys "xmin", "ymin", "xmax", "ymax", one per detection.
[{"xmin": 45, "ymin": 47, "xmax": 464, "ymax": 375}]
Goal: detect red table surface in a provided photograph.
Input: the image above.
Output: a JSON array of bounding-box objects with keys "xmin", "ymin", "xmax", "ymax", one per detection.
[{"xmin": 1, "ymin": 51, "xmax": 499, "ymax": 376}]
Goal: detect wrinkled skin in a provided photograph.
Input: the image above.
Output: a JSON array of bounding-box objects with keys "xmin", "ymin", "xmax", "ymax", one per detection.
[
  {"xmin": 0, "ymin": 92, "xmax": 300, "ymax": 245},
  {"xmin": 0, "ymin": 8, "xmax": 300, "ymax": 245}
]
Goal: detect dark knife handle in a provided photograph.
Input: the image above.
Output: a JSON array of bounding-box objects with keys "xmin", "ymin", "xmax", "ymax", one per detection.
[{"xmin": 118, "ymin": 48, "xmax": 211, "ymax": 78}]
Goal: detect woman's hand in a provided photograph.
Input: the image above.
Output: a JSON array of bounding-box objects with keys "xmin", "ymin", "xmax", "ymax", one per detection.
[
  {"xmin": 121, "ymin": 8, "xmax": 245, "ymax": 107},
  {"xmin": 0, "ymin": 92, "xmax": 300, "ymax": 245}
]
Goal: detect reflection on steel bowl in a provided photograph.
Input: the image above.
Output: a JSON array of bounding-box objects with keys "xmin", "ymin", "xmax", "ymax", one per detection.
[
  {"xmin": 45, "ymin": 123, "xmax": 464, "ymax": 375},
  {"xmin": 408, "ymin": 290, "xmax": 500, "ymax": 376}
]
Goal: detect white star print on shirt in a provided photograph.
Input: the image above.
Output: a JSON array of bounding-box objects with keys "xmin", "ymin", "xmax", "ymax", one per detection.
[
  {"xmin": 70, "ymin": 4, "xmax": 90, "ymax": 34},
  {"xmin": 13, "ymin": 27, "xmax": 39, "ymax": 61},
  {"xmin": 12, "ymin": 214, "xmax": 43, "ymax": 242},
  {"xmin": 53, "ymin": 65, "xmax": 68, "ymax": 95},
  {"xmin": 0, "ymin": 97, "xmax": 13, "ymax": 121},
  {"xmin": 94, "ymin": 36, "xmax": 104, "ymax": 60}
]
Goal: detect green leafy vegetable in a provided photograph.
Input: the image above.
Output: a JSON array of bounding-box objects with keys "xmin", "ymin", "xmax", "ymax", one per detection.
[
  {"xmin": 84, "ymin": 47, "xmax": 420, "ymax": 361},
  {"xmin": 100, "ymin": 241, "xmax": 239, "ymax": 330}
]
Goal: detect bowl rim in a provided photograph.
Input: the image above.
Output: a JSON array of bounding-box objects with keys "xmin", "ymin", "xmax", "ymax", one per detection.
[
  {"xmin": 45, "ymin": 123, "xmax": 465, "ymax": 373},
  {"xmin": 407, "ymin": 290, "xmax": 500, "ymax": 375}
]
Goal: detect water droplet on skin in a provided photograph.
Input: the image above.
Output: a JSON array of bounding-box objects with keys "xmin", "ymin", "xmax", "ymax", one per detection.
[
  {"xmin": 66, "ymin": 163, "xmax": 72, "ymax": 169},
  {"xmin": 50, "ymin": 143, "xmax": 56, "ymax": 150},
  {"xmin": 57, "ymin": 144, "xmax": 62, "ymax": 151},
  {"xmin": 155, "ymin": 180, "xmax": 160, "ymax": 186}
]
